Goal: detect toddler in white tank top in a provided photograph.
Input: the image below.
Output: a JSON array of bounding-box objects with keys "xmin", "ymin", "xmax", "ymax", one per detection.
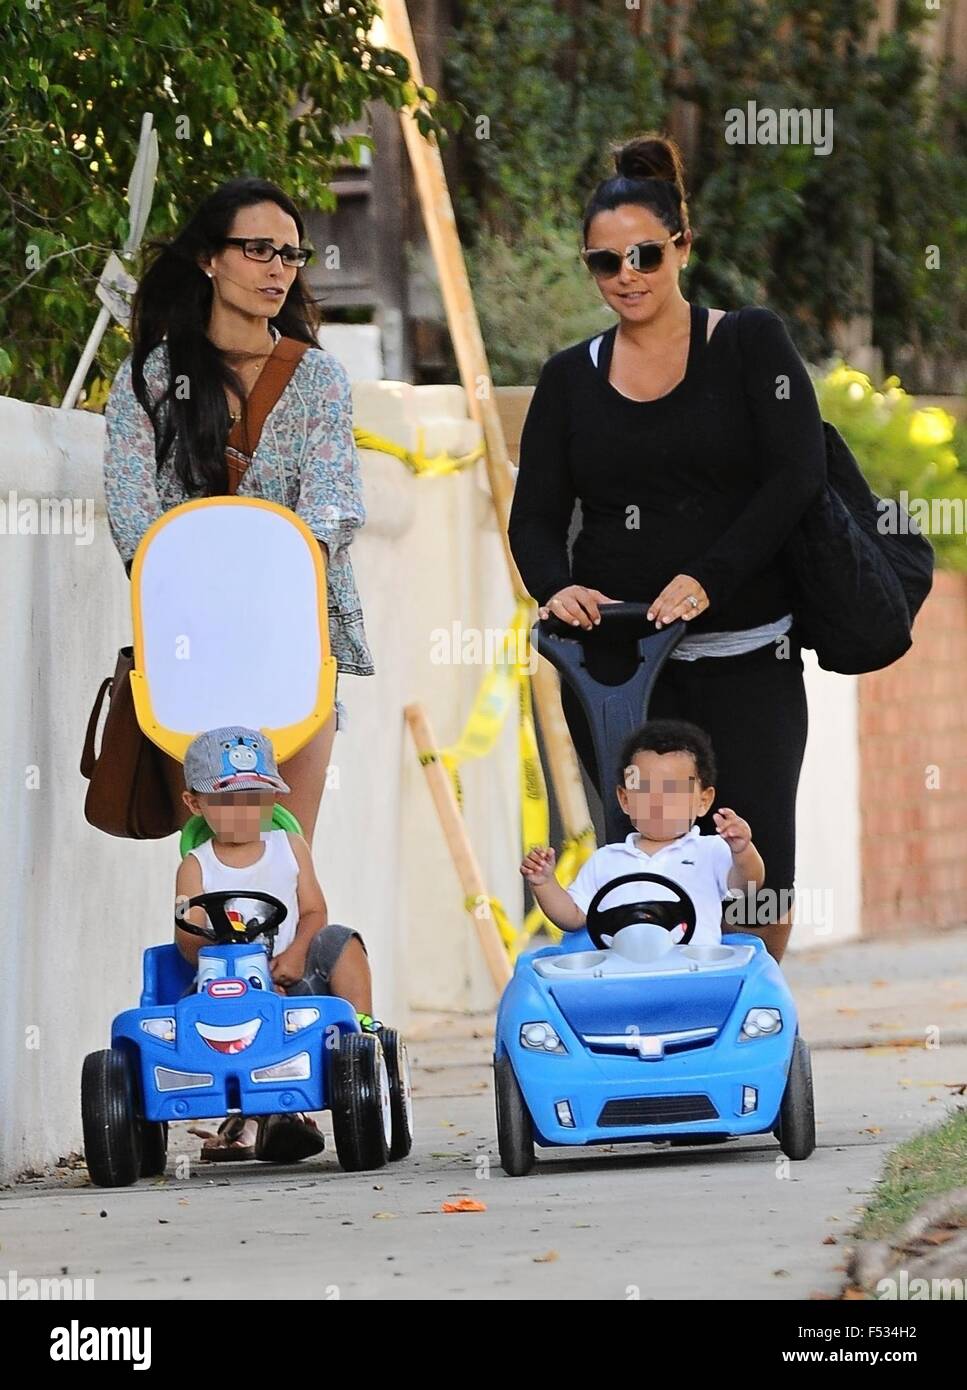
[{"xmin": 172, "ymin": 726, "xmax": 379, "ymax": 1163}]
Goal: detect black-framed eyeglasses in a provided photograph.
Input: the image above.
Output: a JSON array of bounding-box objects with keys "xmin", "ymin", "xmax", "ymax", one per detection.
[
  {"xmin": 221, "ymin": 237, "xmax": 314, "ymax": 268},
  {"xmin": 581, "ymin": 231, "xmax": 685, "ymax": 279}
]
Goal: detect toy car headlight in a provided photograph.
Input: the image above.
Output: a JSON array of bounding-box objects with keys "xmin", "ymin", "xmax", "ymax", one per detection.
[
  {"xmin": 739, "ymin": 1007, "xmax": 782, "ymax": 1041},
  {"xmin": 141, "ymin": 1018, "xmax": 176, "ymax": 1043},
  {"xmin": 251, "ymin": 1052, "xmax": 311, "ymax": 1083},
  {"xmin": 284, "ymin": 1008, "xmax": 320, "ymax": 1035},
  {"xmin": 520, "ymin": 1021, "xmax": 566, "ymax": 1054}
]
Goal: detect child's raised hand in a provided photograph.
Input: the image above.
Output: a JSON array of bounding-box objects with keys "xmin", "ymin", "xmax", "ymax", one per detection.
[
  {"xmin": 520, "ymin": 846, "xmax": 557, "ymax": 886},
  {"xmin": 713, "ymin": 807, "xmax": 752, "ymax": 855}
]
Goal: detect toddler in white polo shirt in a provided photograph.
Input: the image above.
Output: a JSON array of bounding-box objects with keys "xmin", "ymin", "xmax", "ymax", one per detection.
[{"xmin": 521, "ymin": 718, "xmax": 765, "ymax": 946}]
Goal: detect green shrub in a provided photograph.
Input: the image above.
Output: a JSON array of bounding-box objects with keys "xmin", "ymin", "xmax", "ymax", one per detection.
[
  {"xmin": 466, "ymin": 218, "xmax": 612, "ymax": 385},
  {"xmin": 817, "ymin": 363, "xmax": 967, "ymax": 573}
]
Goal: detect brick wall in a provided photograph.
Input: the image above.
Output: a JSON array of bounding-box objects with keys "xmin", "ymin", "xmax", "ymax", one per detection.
[{"xmin": 859, "ymin": 571, "xmax": 967, "ymax": 934}]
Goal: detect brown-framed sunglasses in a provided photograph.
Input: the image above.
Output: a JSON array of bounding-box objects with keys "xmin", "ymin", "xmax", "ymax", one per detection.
[{"xmin": 581, "ymin": 230, "xmax": 686, "ymax": 279}]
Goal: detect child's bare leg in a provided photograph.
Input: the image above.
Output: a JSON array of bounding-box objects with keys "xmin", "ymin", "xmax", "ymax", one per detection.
[{"xmin": 329, "ymin": 937, "xmax": 373, "ymax": 1015}]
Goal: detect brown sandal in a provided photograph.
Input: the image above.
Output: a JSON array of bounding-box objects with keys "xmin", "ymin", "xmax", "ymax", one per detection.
[
  {"xmin": 189, "ymin": 1115, "xmax": 257, "ymax": 1162},
  {"xmin": 255, "ymin": 1112, "xmax": 326, "ymax": 1163}
]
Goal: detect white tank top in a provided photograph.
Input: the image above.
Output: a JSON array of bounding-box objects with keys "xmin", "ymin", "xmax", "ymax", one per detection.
[{"xmin": 188, "ymin": 830, "xmax": 300, "ymax": 955}]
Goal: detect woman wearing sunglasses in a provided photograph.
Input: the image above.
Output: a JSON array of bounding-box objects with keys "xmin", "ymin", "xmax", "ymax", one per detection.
[
  {"xmin": 103, "ymin": 176, "xmax": 374, "ymax": 850},
  {"xmin": 508, "ymin": 134, "xmax": 826, "ymax": 963}
]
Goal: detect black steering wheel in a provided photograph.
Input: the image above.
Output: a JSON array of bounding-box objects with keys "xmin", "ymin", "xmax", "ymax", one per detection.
[
  {"xmin": 174, "ymin": 890, "xmax": 287, "ymax": 944},
  {"xmin": 584, "ymin": 871, "xmax": 697, "ymax": 949}
]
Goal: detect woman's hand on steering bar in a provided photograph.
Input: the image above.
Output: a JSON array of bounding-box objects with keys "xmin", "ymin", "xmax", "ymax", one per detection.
[
  {"xmin": 647, "ymin": 574, "xmax": 709, "ymax": 628},
  {"xmin": 538, "ymin": 585, "xmax": 621, "ymax": 629}
]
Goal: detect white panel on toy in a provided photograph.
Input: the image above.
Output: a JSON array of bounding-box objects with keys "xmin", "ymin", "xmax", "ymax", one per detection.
[
  {"xmin": 534, "ymin": 937, "xmax": 755, "ymax": 980},
  {"xmin": 137, "ymin": 503, "xmax": 323, "ymax": 732}
]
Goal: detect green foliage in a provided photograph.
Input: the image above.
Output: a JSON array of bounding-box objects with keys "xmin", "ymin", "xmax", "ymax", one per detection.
[
  {"xmin": 447, "ymin": 0, "xmax": 966, "ymax": 383},
  {"xmin": 817, "ymin": 362, "xmax": 967, "ymax": 573},
  {"xmin": 466, "ymin": 219, "xmax": 612, "ymax": 385},
  {"xmin": 678, "ymin": 0, "xmax": 967, "ymax": 373},
  {"xmin": 445, "ymin": 0, "xmax": 665, "ymax": 381},
  {"xmin": 0, "ymin": 0, "xmax": 460, "ymax": 404},
  {"xmin": 445, "ymin": 0, "xmax": 665, "ymax": 239}
]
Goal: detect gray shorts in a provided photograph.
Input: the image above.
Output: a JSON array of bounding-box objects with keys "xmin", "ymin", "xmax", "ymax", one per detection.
[{"xmin": 285, "ymin": 923, "xmax": 367, "ymax": 996}]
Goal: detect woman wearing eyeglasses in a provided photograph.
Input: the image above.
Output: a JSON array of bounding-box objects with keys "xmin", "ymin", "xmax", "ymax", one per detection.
[
  {"xmin": 103, "ymin": 176, "xmax": 373, "ymax": 849},
  {"xmin": 508, "ymin": 134, "xmax": 827, "ymax": 963}
]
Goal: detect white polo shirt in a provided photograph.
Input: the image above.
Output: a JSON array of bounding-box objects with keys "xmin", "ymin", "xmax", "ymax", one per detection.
[{"xmin": 565, "ymin": 824, "xmax": 733, "ymax": 945}]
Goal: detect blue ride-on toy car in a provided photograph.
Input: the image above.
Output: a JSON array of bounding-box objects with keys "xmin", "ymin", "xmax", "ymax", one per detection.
[
  {"xmin": 493, "ymin": 602, "xmax": 815, "ymax": 1175},
  {"xmin": 81, "ymin": 497, "xmax": 414, "ymax": 1187},
  {"xmin": 82, "ymin": 889, "xmax": 413, "ymax": 1186}
]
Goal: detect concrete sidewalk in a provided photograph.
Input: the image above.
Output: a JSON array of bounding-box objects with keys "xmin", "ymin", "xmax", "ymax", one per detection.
[{"xmin": 2, "ymin": 929, "xmax": 965, "ymax": 1300}]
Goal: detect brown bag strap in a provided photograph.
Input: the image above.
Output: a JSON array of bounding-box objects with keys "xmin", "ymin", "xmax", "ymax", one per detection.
[
  {"xmin": 226, "ymin": 337, "xmax": 311, "ymax": 495},
  {"xmin": 80, "ymin": 675, "xmax": 114, "ymax": 779}
]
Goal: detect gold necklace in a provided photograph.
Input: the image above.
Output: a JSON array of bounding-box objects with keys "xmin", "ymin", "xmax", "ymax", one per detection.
[{"xmin": 226, "ymin": 332, "xmax": 275, "ymax": 424}]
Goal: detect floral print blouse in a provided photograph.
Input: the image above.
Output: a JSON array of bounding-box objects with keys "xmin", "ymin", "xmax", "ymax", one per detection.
[{"xmin": 102, "ymin": 326, "xmax": 375, "ymax": 675}]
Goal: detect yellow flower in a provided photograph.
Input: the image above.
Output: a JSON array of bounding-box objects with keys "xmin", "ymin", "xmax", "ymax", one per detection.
[{"xmin": 909, "ymin": 407, "xmax": 955, "ymax": 449}]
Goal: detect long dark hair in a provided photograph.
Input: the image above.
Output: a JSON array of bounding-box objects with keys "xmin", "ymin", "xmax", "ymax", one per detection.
[
  {"xmin": 582, "ymin": 133, "xmax": 691, "ymax": 247},
  {"xmin": 128, "ymin": 177, "xmax": 321, "ymax": 495}
]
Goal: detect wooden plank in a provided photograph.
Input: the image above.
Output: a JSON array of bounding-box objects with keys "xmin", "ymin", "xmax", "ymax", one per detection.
[
  {"xmin": 382, "ymin": 0, "xmax": 593, "ymax": 846},
  {"xmin": 404, "ymin": 702, "xmax": 513, "ymax": 988}
]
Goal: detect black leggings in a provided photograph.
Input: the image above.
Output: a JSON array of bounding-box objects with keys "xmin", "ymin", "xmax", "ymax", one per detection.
[{"xmin": 559, "ymin": 632, "xmax": 808, "ymax": 914}]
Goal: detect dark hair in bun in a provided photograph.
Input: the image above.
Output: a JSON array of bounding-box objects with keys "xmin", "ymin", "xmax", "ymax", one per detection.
[{"xmin": 582, "ymin": 132, "xmax": 691, "ymax": 246}]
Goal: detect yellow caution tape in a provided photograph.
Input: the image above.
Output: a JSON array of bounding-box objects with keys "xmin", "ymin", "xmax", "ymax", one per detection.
[
  {"xmin": 429, "ymin": 600, "xmax": 599, "ymax": 959},
  {"xmin": 466, "ymin": 826, "xmax": 597, "ymax": 960},
  {"xmin": 520, "ymin": 826, "xmax": 597, "ymax": 947},
  {"xmin": 518, "ymin": 655, "xmax": 548, "ymax": 855},
  {"xmin": 354, "ymin": 425, "xmax": 484, "ymax": 477},
  {"xmin": 436, "ymin": 598, "xmax": 532, "ymax": 806},
  {"xmin": 464, "ymin": 894, "xmax": 518, "ymax": 951}
]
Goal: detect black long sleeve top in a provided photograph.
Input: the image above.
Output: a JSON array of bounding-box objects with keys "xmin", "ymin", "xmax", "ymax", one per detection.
[{"xmin": 507, "ymin": 302, "xmax": 827, "ymax": 632}]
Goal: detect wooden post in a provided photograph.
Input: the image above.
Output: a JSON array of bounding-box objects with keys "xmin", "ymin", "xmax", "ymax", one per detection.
[
  {"xmin": 404, "ymin": 703, "xmax": 512, "ymax": 989},
  {"xmin": 380, "ymin": 0, "xmax": 592, "ymax": 843}
]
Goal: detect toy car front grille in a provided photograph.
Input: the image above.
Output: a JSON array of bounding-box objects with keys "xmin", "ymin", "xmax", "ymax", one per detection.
[
  {"xmin": 584, "ymin": 1028, "xmax": 717, "ymax": 1058},
  {"xmin": 598, "ymin": 1095, "xmax": 719, "ymax": 1127}
]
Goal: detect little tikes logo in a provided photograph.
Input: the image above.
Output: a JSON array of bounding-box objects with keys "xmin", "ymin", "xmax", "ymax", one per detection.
[
  {"xmin": 50, "ymin": 1320, "xmax": 151, "ymax": 1369},
  {"xmin": 208, "ymin": 979, "xmax": 246, "ymax": 998}
]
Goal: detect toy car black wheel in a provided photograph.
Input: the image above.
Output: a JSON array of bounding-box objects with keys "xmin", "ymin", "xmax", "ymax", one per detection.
[
  {"xmin": 139, "ymin": 1120, "xmax": 169, "ymax": 1177},
  {"xmin": 379, "ymin": 1028, "xmax": 414, "ymax": 1160},
  {"xmin": 81, "ymin": 1049, "xmax": 142, "ymax": 1187},
  {"xmin": 494, "ymin": 1055, "xmax": 535, "ymax": 1176},
  {"xmin": 330, "ymin": 1033, "xmax": 391, "ymax": 1171},
  {"xmin": 775, "ymin": 1034, "xmax": 816, "ymax": 1160}
]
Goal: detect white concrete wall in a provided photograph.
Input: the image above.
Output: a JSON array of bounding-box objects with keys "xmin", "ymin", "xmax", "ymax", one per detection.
[
  {"xmin": 0, "ymin": 381, "xmax": 517, "ymax": 1182},
  {"xmin": 316, "ymin": 324, "xmax": 383, "ymax": 383},
  {"xmin": 0, "ymin": 371, "xmax": 859, "ymax": 1181},
  {"xmin": 792, "ymin": 653, "xmax": 862, "ymax": 949}
]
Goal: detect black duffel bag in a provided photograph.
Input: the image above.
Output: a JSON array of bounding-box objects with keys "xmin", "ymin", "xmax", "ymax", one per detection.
[
  {"xmin": 780, "ymin": 420, "xmax": 935, "ymax": 675},
  {"xmin": 735, "ymin": 308, "xmax": 935, "ymax": 675}
]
